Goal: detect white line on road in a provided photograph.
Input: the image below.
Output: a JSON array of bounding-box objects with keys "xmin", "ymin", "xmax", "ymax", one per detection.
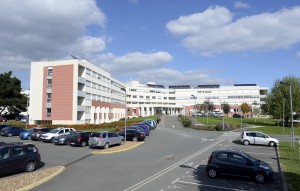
[
  {"xmin": 171, "ymin": 178, "xmax": 180, "ymax": 184},
  {"xmin": 185, "ymin": 171, "xmax": 190, "ymax": 174},
  {"xmin": 123, "ymin": 139, "xmax": 224, "ymax": 191},
  {"xmin": 176, "ymin": 180, "xmax": 248, "ymax": 191}
]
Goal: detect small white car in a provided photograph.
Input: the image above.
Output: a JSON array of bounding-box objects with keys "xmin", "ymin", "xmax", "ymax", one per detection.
[
  {"xmin": 241, "ymin": 131, "xmax": 279, "ymax": 147},
  {"xmin": 40, "ymin": 127, "xmax": 75, "ymax": 142}
]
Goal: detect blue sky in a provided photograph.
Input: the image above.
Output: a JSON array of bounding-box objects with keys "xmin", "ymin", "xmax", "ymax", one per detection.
[{"xmin": 0, "ymin": 0, "xmax": 299, "ymax": 90}]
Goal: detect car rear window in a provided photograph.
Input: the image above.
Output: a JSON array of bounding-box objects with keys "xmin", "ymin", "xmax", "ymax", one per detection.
[
  {"xmin": 216, "ymin": 153, "xmax": 229, "ymax": 162},
  {"xmin": 27, "ymin": 146, "xmax": 37, "ymax": 153}
]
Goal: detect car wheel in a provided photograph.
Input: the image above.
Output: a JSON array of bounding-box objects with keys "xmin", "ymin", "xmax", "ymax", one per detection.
[
  {"xmin": 132, "ymin": 137, "xmax": 138, "ymax": 142},
  {"xmin": 103, "ymin": 143, "xmax": 109, "ymax": 149},
  {"xmin": 269, "ymin": 141, "xmax": 275, "ymax": 147},
  {"xmin": 25, "ymin": 161, "xmax": 36, "ymax": 172},
  {"xmin": 120, "ymin": 140, "xmax": 124, "ymax": 145},
  {"xmin": 243, "ymin": 140, "xmax": 250, "ymax": 146},
  {"xmin": 207, "ymin": 168, "xmax": 218, "ymax": 178},
  {"xmin": 50, "ymin": 137, "xmax": 55, "ymax": 143},
  {"xmin": 254, "ymin": 172, "xmax": 265, "ymax": 183},
  {"xmin": 65, "ymin": 140, "xmax": 70, "ymax": 145},
  {"xmin": 8, "ymin": 133, "xmax": 13, "ymax": 137},
  {"xmin": 80, "ymin": 141, "xmax": 87, "ymax": 147}
]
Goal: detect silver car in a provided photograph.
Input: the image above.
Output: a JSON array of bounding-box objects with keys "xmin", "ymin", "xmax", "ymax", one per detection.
[
  {"xmin": 241, "ymin": 131, "xmax": 279, "ymax": 147},
  {"xmin": 88, "ymin": 132, "xmax": 124, "ymax": 149}
]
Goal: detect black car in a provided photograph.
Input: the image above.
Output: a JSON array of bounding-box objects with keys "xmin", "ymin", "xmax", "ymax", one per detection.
[
  {"xmin": 69, "ymin": 132, "xmax": 92, "ymax": 147},
  {"xmin": 30, "ymin": 127, "xmax": 51, "ymax": 141},
  {"xmin": 0, "ymin": 142, "xmax": 41, "ymax": 176},
  {"xmin": 233, "ymin": 114, "xmax": 244, "ymax": 118},
  {"xmin": 0, "ymin": 126, "xmax": 25, "ymax": 137},
  {"xmin": 206, "ymin": 149, "xmax": 273, "ymax": 183},
  {"xmin": 119, "ymin": 129, "xmax": 145, "ymax": 142},
  {"xmin": 53, "ymin": 131, "xmax": 79, "ymax": 145}
]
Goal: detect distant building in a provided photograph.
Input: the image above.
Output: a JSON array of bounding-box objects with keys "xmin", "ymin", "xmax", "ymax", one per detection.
[
  {"xmin": 29, "ymin": 59, "xmax": 268, "ymax": 125},
  {"xmin": 125, "ymin": 81, "xmax": 268, "ymax": 118}
]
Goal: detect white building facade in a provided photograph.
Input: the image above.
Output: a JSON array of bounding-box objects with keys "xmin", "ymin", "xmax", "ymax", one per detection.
[
  {"xmin": 125, "ymin": 81, "xmax": 268, "ymax": 118},
  {"xmin": 29, "ymin": 59, "xmax": 268, "ymax": 125}
]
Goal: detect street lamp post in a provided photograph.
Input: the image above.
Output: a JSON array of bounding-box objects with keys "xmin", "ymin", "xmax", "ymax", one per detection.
[
  {"xmin": 283, "ymin": 97, "xmax": 285, "ymax": 134},
  {"xmin": 26, "ymin": 95, "xmax": 29, "ymax": 130},
  {"xmin": 280, "ymin": 82, "xmax": 294, "ymax": 149},
  {"xmin": 191, "ymin": 95, "xmax": 196, "ymax": 127},
  {"xmin": 220, "ymin": 100, "xmax": 225, "ymax": 131},
  {"xmin": 121, "ymin": 88, "xmax": 127, "ymax": 142}
]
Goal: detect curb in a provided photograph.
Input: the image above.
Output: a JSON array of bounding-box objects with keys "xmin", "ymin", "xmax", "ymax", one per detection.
[
  {"xmin": 17, "ymin": 166, "xmax": 65, "ymax": 191},
  {"xmin": 275, "ymin": 146, "xmax": 288, "ymax": 191},
  {"xmin": 91, "ymin": 142, "xmax": 144, "ymax": 155}
]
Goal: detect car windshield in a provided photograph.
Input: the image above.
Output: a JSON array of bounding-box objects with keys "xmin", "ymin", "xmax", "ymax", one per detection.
[{"xmin": 50, "ymin": 129, "xmax": 60, "ymax": 134}]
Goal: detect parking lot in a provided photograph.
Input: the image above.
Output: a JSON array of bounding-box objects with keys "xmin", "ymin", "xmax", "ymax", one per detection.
[
  {"xmin": 0, "ymin": 121, "xmax": 285, "ymax": 191},
  {"xmin": 164, "ymin": 139, "xmax": 284, "ymax": 191}
]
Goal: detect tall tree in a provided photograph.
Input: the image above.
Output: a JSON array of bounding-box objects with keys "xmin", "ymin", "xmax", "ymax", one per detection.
[
  {"xmin": 203, "ymin": 100, "xmax": 215, "ymax": 113},
  {"xmin": 222, "ymin": 103, "xmax": 230, "ymax": 116},
  {"xmin": 240, "ymin": 102, "xmax": 251, "ymax": 117},
  {"xmin": 265, "ymin": 75, "xmax": 300, "ymax": 124},
  {"xmin": 252, "ymin": 101, "xmax": 260, "ymax": 122},
  {"xmin": 0, "ymin": 71, "xmax": 27, "ymax": 116}
]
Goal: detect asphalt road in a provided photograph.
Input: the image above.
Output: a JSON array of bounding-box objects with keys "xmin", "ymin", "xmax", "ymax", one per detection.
[{"xmin": 2, "ymin": 116, "xmax": 284, "ymax": 191}]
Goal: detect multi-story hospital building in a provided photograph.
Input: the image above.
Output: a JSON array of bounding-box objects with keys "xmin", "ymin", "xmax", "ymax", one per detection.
[{"xmin": 29, "ymin": 59, "xmax": 268, "ymax": 125}]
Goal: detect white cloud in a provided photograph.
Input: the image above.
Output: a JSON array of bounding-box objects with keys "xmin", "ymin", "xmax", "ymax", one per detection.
[
  {"xmin": 95, "ymin": 51, "xmax": 173, "ymax": 75},
  {"xmin": 128, "ymin": 68, "xmax": 233, "ymax": 86},
  {"xmin": 91, "ymin": 51, "xmax": 231, "ymax": 86},
  {"xmin": 234, "ymin": 1, "xmax": 250, "ymax": 9},
  {"xmin": 166, "ymin": 6, "xmax": 300, "ymax": 56},
  {"xmin": 0, "ymin": 0, "xmax": 106, "ymax": 72}
]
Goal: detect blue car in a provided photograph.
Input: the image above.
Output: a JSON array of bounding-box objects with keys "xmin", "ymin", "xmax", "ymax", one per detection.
[
  {"xmin": 141, "ymin": 119, "xmax": 157, "ymax": 130},
  {"xmin": 19, "ymin": 127, "xmax": 46, "ymax": 140},
  {"xmin": 0, "ymin": 126, "xmax": 25, "ymax": 137},
  {"xmin": 133, "ymin": 123, "xmax": 150, "ymax": 136}
]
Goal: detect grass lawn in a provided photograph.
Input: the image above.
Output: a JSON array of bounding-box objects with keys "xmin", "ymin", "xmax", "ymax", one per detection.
[
  {"xmin": 195, "ymin": 116, "xmax": 300, "ymax": 136},
  {"xmin": 278, "ymin": 142, "xmax": 300, "ymax": 191}
]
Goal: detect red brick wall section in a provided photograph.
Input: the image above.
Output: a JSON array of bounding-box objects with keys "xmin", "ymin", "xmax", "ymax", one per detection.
[{"xmin": 51, "ymin": 65, "xmax": 74, "ymax": 120}]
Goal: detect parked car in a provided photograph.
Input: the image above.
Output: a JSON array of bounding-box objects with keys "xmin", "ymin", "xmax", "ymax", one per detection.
[
  {"xmin": 30, "ymin": 127, "xmax": 51, "ymax": 141},
  {"xmin": 141, "ymin": 119, "xmax": 157, "ymax": 130},
  {"xmin": 0, "ymin": 124, "xmax": 9, "ymax": 131},
  {"xmin": 69, "ymin": 132, "xmax": 93, "ymax": 147},
  {"xmin": 40, "ymin": 127, "xmax": 75, "ymax": 142},
  {"xmin": 241, "ymin": 131, "xmax": 279, "ymax": 147},
  {"xmin": 0, "ymin": 116, "xmax": 7, "ymax": 123},
  {"xmin": 1, "ymin": 126, "xmax": 25, "ymax": 137},
  {"xmin": 119, "ymin": 129, "xmax": 145, "ymax": 142},
  {"xmin": 53, "ymin": 131, "xmax": 80, "ymax": 145},
  {"xmin": 233, "ymin": 114, "xmax": 243, "ymax": 118},
  {"xmin": 206, "ymin": 149, "xmax": 273, "ymax": 183},
  {"xmin": 88, "ymin": 132, "xmax": 124, "ymax": 149},
  {"xmin": 133, "ymin": 123, "xmax": 150, "ymax": 136},
  {"xmin": 127, "ymin": 125, "xmax": 148, "ymax": 136},
  {"xmin": 0, "ymin": 142, "xmax": 41, "ymax": 176},
  {"xmin": 19, "ymin": 127, "xmax": 44, "ymax": 140}
]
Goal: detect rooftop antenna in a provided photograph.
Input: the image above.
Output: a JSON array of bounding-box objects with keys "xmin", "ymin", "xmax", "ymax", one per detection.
[{"xmin": 71, "ymin": 55, "xmax": 79, "ymax": 59}]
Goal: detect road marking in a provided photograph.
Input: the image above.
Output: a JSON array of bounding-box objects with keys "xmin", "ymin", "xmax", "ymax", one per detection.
[
  {"xmin": 176, "ymin": 180, "xmax": 248, "ymax": 191},
  {"xmin": 123, "ymin": 139, "xmax": 224, "ymax": 191},
  {"xmin": 171, "ymin": 178, "xmax": 180, "ymax": 184},
  {"xmin": 185, "ymin": 171, "xmax": 190, "ymax": 174}
]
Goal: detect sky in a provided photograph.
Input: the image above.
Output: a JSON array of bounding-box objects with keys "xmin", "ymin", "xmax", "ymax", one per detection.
[{"xmin": 0, "ymin": 0, "xmax": 300, "ymax": 90}]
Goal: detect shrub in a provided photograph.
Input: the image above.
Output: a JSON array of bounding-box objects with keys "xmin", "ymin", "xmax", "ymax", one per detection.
[
  {"xmin": 215, "ymin": 124, "xmax": 223, "ymax": 131},
  {"xmin": 182, "ymin": 119, "xmax": 192, "ymax": 127}
]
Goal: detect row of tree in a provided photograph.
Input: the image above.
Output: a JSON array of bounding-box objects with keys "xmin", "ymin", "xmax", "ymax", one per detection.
[{"xmin": 194, "ymin": 100, "xmax": 253, "ymax": 117}]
